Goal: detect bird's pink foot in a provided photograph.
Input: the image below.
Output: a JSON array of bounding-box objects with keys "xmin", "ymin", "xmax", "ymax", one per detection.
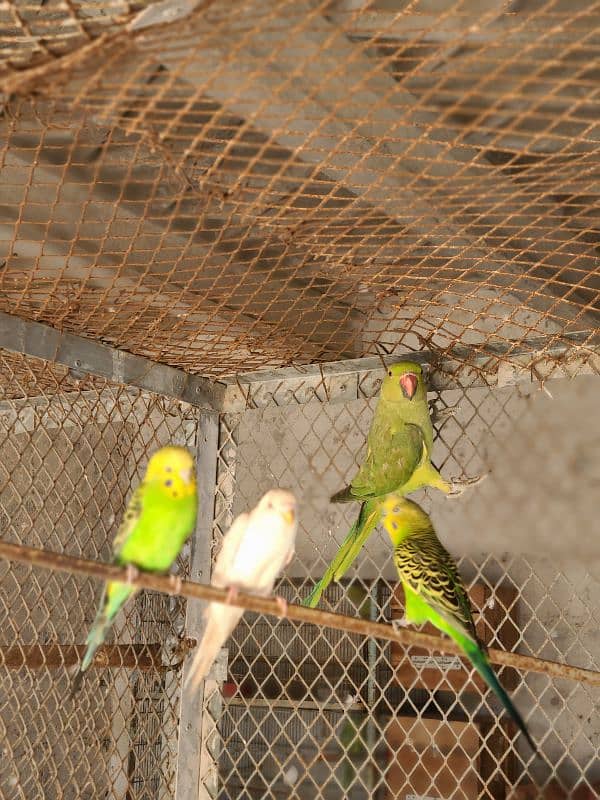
[
  {"xmin": 275, "ymin": 596, "xmax": 288, "ymax": 617},
  {"xmin": 169, "ymin": 574, "xmax": 183, "ymax": 595},
  {"xmin": 392, "ymin": 617, "xmax": 410, "ymax": 631},
  {"xmin": 125, "ymin": 564, "xmax": 140, "ymax": 585},
  {"xmin": 225, "ymin": 586, "xmax": 239, "ymax": 605}
]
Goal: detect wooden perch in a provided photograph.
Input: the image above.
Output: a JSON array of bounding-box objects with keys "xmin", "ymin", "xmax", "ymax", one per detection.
[
  {"xmin": 0, "ymin": 538, "xmax": 599, "ymax": 688},
  {"xmin": 0, "ymin": 643, "xmax": 163, "ymax": 670}
]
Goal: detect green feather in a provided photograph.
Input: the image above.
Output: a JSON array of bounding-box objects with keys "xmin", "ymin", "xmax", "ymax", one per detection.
[
  {"xmin": 382, "ymin": 494, "xmax": 536, "ymax": 753},
  {"xmin": 303, "ymin": 363, "xmax": 449, "ymax": 608},
  {"xmin": 79, "ymin": 582, "xmax": 135, "ymax": 673}
]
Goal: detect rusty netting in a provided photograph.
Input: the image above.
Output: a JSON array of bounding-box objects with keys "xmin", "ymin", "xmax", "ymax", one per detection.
[
  {"xmin": 0, "ymin": 0, "xmax": 598, "ymax": 377},
  {"xmin": 1, "ymin": 341, "xmax": 598, "ymax": 800}
]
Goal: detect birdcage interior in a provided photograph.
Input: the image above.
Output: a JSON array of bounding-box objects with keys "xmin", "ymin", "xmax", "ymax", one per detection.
[{"xmin": 1, "ymin": 0, "xmax": 599, "ymax": 798}]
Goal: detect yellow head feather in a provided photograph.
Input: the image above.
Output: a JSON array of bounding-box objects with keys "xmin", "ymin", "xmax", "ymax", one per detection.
[
  {"xmin": 145, "ymin": 446, "xmax": 196, "ymax": 500},
  {"xmin": 381, "ymin": 494, "xmax": 431, "ymax": 543}
]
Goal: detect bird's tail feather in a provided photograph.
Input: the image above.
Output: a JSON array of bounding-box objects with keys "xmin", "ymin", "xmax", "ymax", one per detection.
[
  {"xmin": 302, "ymin": 499, "xmax": 382, "ymax": 609},
  {"xmin": 333, "ymin": 499, "xmax": 382, "ymax": 580},
  {"xmin": 70, "ymin": 593, "xmax": 112, "ymax": 697},
  {"xmin": 465, "ymin": 640, "xmax": 537, "ymax": 753},
  {"xmin": 70, "ymin": 582, "xmax": 134, "ymax": 697},
  {"xmin": 185, "ymin": 604, "xmax": 242, "ymax": 694}
]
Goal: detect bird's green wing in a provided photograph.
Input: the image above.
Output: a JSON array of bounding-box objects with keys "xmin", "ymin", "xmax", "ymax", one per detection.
[
  {"xmin": 395, "ymin": 530, "xmax": 477, "ymax": 641},
  {"xmin": 350, "ymin": 422, "xmax": 425, "ymax": 500},
  {"xmin": 112, "ymin": 483, "xmax": 145, "ymax": 562}
]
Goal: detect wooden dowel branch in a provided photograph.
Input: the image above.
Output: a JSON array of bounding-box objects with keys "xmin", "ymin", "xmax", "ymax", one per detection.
[
  {"xmin": 1, "ymin": 539, "xmax": 599, "ymax": 687},
  {"xmin": 0, "ymin": 643, "xmax": 163, "ymax": 671}
]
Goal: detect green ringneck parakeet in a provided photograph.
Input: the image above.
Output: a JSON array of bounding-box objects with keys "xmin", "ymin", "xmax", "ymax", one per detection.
[
  {"xmin": 303, "ymin": 361, "xmax": 450, "ymax": 608},
  {"xmin": 381, "ymin": 494, "xmax": 536, "ymax": 752},
  {"xmin": 72, "ymin": 446, "xmax": 197, "ymax": 690},
  {"xmin": 185, "ymin": 489, "xmax": 297, "ymax": 693}
]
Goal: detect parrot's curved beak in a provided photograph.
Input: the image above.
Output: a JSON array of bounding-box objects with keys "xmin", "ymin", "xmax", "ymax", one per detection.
[{"xmin": 399, "ymin": 373, "xmax": 418, "ymax": 400}]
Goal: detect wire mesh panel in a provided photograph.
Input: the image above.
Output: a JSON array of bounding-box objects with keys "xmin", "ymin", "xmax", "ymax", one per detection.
[
  {"xmin": 0, "ymin": 349, "xmax": 199, "ymax": 800},
  {"xmin": 202, "ymin": 354, "xmax": 600, "ymax": 799},
  {"xmin": 0, "ymin": 0, "xmax": 599, "ymax": 797},
  {"xmin": 0, "ymin": 0, "xmax": 598, "ymax": 376}
]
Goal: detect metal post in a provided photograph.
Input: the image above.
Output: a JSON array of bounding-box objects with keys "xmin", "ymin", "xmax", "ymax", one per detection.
[
  {"xmin": 366, "ymin": 583, "xmax": 378, "ymax": 793},
  {"xmin": 174, "ymin": 411, "xmax": 220, "ymax": 800}
]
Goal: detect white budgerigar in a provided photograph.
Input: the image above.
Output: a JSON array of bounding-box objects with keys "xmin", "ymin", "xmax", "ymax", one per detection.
[{"xmin": 185, "ymin": 489, "xmax": 298, "ymax": 692}]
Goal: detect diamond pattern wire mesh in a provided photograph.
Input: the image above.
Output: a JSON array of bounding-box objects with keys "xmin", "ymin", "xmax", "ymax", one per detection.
[
  {"xmin": 206, "ymin": 360, "xmax": 600, "ymax": 800},
  {"xmin": 0, "ymin": 1, "xmax": 599, "ymax": 796},
  {"xmin": 0, "ymin": 345, "xmax": 599, "ymax": 799},
  {"xmin": 0, "ymin": 0, "xmax": 598, "ymax": 376},
  {"xmin": 0, "ymin": 349, "xmax": 199, "ymax": 800}
]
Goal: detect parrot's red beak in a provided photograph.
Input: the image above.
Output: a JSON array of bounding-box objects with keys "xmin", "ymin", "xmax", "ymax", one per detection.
[{"xmin": 399, "ymin": 373, "xmax": 418, "ymax": 400}]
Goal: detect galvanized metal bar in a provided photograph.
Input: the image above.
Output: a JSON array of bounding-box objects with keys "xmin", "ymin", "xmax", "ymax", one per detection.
[
  {"xmin": 0, "ymin": 311, "xmax": 225, "ymax": 410},
  {"xmin": 174, "ymin": 411, "xmax": 220, "ymax": 800},
  {"xmin": 1, "ymin": 311, "xmax": 597, "ymax": 414},
  {"xmin": 219, "ymin": 329, "xmax": 599, "ymax": 411}
]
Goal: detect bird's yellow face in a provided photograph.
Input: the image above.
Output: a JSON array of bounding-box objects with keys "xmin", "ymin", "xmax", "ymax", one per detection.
[
  {"xmin": 381, "ymin": 494, "xmax": 429, "ymax": 543},
  {"xmin": 382, "ymin": 493, "xmax": 410, "ymax": 522},
  {"xmin": 145, "ymin": 446, "xmax": 196, "ymax": 500}
]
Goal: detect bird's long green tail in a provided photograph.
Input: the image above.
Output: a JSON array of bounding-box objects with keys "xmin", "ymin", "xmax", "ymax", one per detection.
[
  {"xmin": 463, "ymin": 638, "xmax": 536, "ymax": 753},
  {"xmin": 302, "ymin": 499, "xmax": 381, "ymax": 608},
  {"xmin": 70, "ymin": 582, "xmax": 135, "ymax": 695}
]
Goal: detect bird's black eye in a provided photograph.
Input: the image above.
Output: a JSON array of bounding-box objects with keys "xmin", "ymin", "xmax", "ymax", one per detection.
[{"xmin": 388, "ymin": 370, "xmax": 392, "ymax": 377}]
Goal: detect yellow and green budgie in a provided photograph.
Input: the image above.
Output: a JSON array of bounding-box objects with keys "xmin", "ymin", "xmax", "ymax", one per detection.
[
  {"xmin": 72, "ymin": 446, "xmax": 197, "ymax": 689},
  {"xmin": 381, "ymin": 494, "xmax": 536, "ymax": 752},
  {"xmin": 303, "ymin": 361, "xmax": 450, "ymax": 608}
]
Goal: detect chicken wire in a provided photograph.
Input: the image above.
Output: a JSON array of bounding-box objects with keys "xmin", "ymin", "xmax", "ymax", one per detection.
[
  {"xmin": 0, "ymin": 0, "xmax": 598, "ymax": 376},
  {"xmin": 201, "ymin": 348, "xmax": 599, "ymax": 800},
  {"xmin": 0, "ymin": 348, "xmax": 201, "ymax": 800},
  {"xmin": 0, "ymin": 338, "xmax": 599, "ymax": 799},
  {"xmin": 0, "ymin": 0, "xmax": 599, "ymax": 797}
]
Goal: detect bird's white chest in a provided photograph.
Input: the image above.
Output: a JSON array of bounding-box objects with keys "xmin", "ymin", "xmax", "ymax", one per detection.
[{"xmin": 228, "ymin": 526, "xmax": 287, "ymax": 595}]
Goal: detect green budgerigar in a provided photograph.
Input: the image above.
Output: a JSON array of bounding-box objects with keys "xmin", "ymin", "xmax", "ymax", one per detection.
[
  {"xmin": 381, "ymin": 494, "xmax": 536, "ymax": 752},
  {"xmin": 72, "ymin": 446, "xmax": 197, "ymax": 690},
  {"xmin": 303, "ymin": 361, "xmax": 450, "ymax": 608}
]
